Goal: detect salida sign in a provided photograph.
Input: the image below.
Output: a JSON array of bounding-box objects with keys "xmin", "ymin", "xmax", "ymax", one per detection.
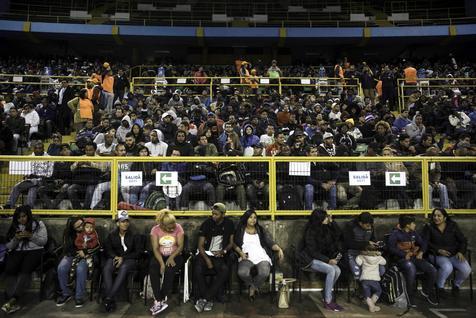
[
  {"xmin": 121, "ymin": 171, "xmax": 143, "ymax": 186},
  {"xmin": 348, "ymin": 171, "xmax": 371, "ymax": 186}
]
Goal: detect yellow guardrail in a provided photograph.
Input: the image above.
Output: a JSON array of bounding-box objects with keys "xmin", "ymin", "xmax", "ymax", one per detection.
[
  {"xmin": 397, "ymin": 78, "xmax": 476, "ymax": 112},
  {"xmin": 1, "ymin": 155, "xmax": 475, "ymax": 219},
  {"xmin": 0, "ymin": 74, "xmax": 89, "ymax": 94},
  {"xmin": 131, "ymin": 76, "xmax": 362, "ymax": 99}
]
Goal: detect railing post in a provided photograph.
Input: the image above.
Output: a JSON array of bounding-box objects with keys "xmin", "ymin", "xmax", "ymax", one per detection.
[
  {"xmin": 269, "ymin": 157, "xmax": 277, "ymax": 221},
  {"xmin": 278, "ymin": 78, "xmax": 282, "ymax": 95},
  {"xmin": 421, "ymin": 158, "xmax": 431, "ymax": 218},
  {"xmin": 209, "ymin": 78, "xmax": 213, "ymax": 101},
  {"xmin": 110, "ymin": 158, "xmax": 118, "ymax": 219}
]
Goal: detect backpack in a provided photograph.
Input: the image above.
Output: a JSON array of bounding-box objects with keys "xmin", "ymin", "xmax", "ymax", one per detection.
[
  {"xmin": 278, "ymin": 185, "xmax": 303, "ymax": 210},
  {"xmin": 381, "ymin": 265, "xmax": 409, "ymax": 309},
  {"xmin": 217, "ymin": 164, "xmax": 245, "ymax": 187},
  {"xmin": 144, "ymin": 190, "xmax": 167, "ymax": 210}
]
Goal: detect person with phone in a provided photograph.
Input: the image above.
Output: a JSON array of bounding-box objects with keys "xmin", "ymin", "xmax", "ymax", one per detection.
[
  {"xmin": 2, "ymin": 205, "xmax": 47, "ymax": 314},
  {"xmin": 299, "ymin": 209, "xmax": 344, "ymax": 312}
]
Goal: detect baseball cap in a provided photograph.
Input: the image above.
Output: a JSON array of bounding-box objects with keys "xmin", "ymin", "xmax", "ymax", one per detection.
[
  {"xmin": 323, "ymin": 132, "xmax": 334, "ymax": 139},
  {"xmin": 116, "ymin": 210, "xmax": 129, "ymax": 221},
  {"xmin": 212, "ymin": 203, "xmax": 226, "ymax": 214}
]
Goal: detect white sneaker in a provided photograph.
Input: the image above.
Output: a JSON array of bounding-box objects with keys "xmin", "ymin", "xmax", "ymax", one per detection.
[{"xmin": 151, "ymin": 300, "xmax": 168, "ymax": 315}]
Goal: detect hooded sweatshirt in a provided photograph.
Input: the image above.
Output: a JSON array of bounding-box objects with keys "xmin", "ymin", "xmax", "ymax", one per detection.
[
  {"xmin": 145, "ymin": 129, "xmax": 168, "ymax": 156},
  {"xmin": 166, "ymin": 130, "xmax": 194, "ymax": 156},
  {"xmin": 116, "ymin": 115, "xmax": 132, "ymax": 142},
  {"xmin": 240, "ymin": 124, "xmax": 260, "ymax": 148},
  {"xmin": 355, "ymin": 251, "xmax": 386, "ymax": 281}
]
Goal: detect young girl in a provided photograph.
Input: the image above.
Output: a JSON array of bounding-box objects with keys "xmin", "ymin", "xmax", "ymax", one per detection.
[
  {"xmin": 69, "ymin": 218, "xmax": 100, "ymax": 285},
  {"xmin": 355, "ymin": 244, "xmax": 386, "ymax": 312}
]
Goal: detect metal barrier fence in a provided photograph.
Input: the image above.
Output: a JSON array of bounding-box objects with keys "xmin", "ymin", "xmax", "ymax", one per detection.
[
  {"xmin": 0, "ymin": 74, "xmax": 90, "ymax": 95},
  {"xmin": 397, "ymin": 78, "xmax": 476, "ymax": 112},
  {"xmin": 0, "ymin": 155, "xmax": 475, "ymax": 219},
  {"xmin": 131, "ymin": 76, "xmax": 362, "ymax": 99}
]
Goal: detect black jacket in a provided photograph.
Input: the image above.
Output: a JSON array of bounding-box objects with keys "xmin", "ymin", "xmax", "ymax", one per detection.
[
  {"xmin": 234, "ymin": 224, "xmax": 275, "ymax": 260},
  {"xmin": 421, "ymin": 220, "xmax": 467, "ymax": 256},
  {"xmin": 343, "ymin": 218, "xmax": 376, "ymax": 256},
  {"xmin": 104, "ymin": 229, "xmax": 140, "ymax": 260},
  {"xmin": 300, "ymin": 222, "xmax": 342, "ymax": 266}
]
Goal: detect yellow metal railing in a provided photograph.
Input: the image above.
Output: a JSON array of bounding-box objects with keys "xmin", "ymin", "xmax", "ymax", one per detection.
[
  {"xmin": 0, "ymin": 74, "xmax": 90, "ymax": 94},
  {"xmin": 1, "ymin": 155, "xmax": 475, "ymax": 219},
  {"xmin": 397, "ymin": 78, "xmax": 476, "ymax": 112},
  {"xmin": 131, "ymin": 76, "xmax": 362, "ymax": 99}
]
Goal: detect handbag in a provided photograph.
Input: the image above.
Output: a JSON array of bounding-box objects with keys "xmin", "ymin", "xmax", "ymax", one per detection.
[{"xmin": 278, "ymin": 278, "xmax": 296, "ymax": 309}]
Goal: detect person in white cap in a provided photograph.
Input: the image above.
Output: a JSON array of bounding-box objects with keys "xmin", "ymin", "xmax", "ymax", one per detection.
[
  {"xmin": 318, "ymin": 132, "xmax": 336, "ymax": 156},
  {"xmin": 101, "ymin": 210, "xmax": 139, "ymax": 312}
]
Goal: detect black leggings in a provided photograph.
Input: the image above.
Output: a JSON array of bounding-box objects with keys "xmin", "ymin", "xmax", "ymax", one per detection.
[
  {"xmin": 4, "ymin": 249, "xmax": 43, "ymax": 299},
  {"xmin": 149, "ymin": 255, "xmax": 184, "ymax": 301}
]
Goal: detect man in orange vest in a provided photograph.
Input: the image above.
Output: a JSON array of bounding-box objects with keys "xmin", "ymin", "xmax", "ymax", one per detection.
[
  {"xmin": 334, "ymin": 60, "xmax": 344, "ymax": 95},
  {"xmin": 403, "ymin": 62, "xmax": 417, "ymax": 97},
  {"xmin": 100, "ymin": 62, "xmax": 115, "ymax": 113}
]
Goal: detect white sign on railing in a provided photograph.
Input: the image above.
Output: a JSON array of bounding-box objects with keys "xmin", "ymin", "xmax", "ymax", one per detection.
[
  {"xmin": 156, "ymin": 171, "xmax": 178, "ymax": 186},
  {"xmin": 385, "ymin": 171, "xmax": 406, "ymax": 187},
  {"xmin": 348, "ymin": 171, "xmax": 371, "ymax": 186},
  {"xmin": 121, "ymin": 171, "xmax": 143, "ymax": 186}
]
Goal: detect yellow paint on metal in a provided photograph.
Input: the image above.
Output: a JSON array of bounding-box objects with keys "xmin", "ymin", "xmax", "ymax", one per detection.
[{"xmin": 23, "ymin": 22, "xmax": 31, "ymax": 32}]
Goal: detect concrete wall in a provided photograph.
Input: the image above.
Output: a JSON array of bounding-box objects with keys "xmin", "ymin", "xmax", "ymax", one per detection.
[{"xmin": 1, "ymin": 215, "xmax": 474, "ymax": 287}]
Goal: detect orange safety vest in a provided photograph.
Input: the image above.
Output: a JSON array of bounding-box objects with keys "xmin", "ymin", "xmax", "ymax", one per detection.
[
  {"xmin": 102, "ymin": 74, "xmax": 114, "ymax": 93},
  {"xmin": 79, "ymin": 98, "xmax": 94, "ymax": 120},
  {"xmin": 404, "ymin": 67, "xmax": 417, "ymax": 85}
]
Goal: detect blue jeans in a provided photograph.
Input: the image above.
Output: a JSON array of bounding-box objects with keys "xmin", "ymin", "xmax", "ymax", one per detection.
[
  {"xmin": 429, "ymin": 255, "xmax": 472, "ymax": 288},
  {"xmin": 348, "ymin": 254, "xmax": 385, "ymax": 279},
  {"xmin": 304, "ymin": 184, "xmax": 336, "ymax": 210},
  {"xmin": 429, "ymin": 183, "xmax": 449, "ymax": 209},
  {"xmin": 102, "ymin": 258, "xmax": 136, "ymax": 299},
  {"xmin": 6, "ymin": 180, "xmax": 38, "ymax": 207},
  {"xmin": 58, "ymin": 256, "xmax": 88, "ymax": 300},
  {"xmin": 361, "ymin": 280, "xmax": 382, "ymax": 299},
  {"xmin": 310, "ymin": 259, "xmax": 341, "ymax": 303},
  {"xmin": 397, "ymin": 258, "xmax": 436, "ymax": 296}
]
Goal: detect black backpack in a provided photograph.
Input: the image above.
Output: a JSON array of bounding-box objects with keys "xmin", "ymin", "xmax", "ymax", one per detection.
[
  {"xmin": 278, "ymin": 185, "xmax": 303, "ymax": 210},
  {"xmin": 381, "ymin": 265, "xmax": 410, "ymax": 309}
]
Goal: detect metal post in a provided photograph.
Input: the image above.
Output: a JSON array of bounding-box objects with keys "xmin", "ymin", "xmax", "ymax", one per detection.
[
  {"xmin": 110, "ymin": 158, "xmax": 118, "ymax": 219},
  {"xmin": 421, "ymin": 158, "xmax": 431, "ymax": 218},
  {"xmin": 269, "ymin": 158, "xmax": 277, "ymax": 221}
]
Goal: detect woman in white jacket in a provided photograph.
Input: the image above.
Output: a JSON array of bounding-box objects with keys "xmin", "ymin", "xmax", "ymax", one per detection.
[{"xmin": 356, "ymin": 245, "xmax": 387, "ymax": 312}]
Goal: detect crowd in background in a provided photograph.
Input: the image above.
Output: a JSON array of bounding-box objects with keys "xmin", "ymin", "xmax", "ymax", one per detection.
[{"xmin": 0, "ymin": 55, "xmax": 475, "ymax": 211}]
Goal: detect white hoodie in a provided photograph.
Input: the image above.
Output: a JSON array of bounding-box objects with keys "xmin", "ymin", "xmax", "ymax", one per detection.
[
  {"xmin": 145, "ymin": 129, "xmax": 168, "ymax": 156},
  {"xmin": 355, "ymin": 251, "xmax": 387, "ymax": 281}
]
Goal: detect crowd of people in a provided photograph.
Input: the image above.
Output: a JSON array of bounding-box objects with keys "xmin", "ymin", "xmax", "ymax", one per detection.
[
  {"xmin": 0, "ymin": 205, "xmax": 471, "ymax": 314},
  {"xmin": 1, "ymin": 56, "xmax": 475, "ymax": 211}
]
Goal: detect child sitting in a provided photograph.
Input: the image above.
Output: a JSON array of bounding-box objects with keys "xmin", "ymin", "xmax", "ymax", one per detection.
[
  {"xmin": 69, "ymin": 218, "xmax": 100, "ymax": 285},
  {"xmin": 355, "ymin": 244, "xmax": 387, "ymax": 312}
]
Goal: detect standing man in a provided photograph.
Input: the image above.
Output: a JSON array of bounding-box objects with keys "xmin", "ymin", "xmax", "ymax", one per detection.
[
  {"xmin": 101, "ymin": 62, "xmax": 115, "ymax": 114},
  {"xmin": 56, "ymin": 80, "xmax": 75, "ymax": 135},
  {"xmin": 113, "ymin": 69, "xmax": 130, "ymax": 103},
  {"xmin": 194, "ymin": 203, "xmax": 234, "ymax": 313}
]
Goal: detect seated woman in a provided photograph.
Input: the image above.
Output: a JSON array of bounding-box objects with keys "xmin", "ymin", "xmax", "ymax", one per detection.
[
  {"xmin": 388, "ymin": 214, "xmax": 438, "ymax": 306},
  {"xmin": 1, "ymin": 205, "xmax": 47, "ymax": 314},
  {"xmin": 149, "ymin": 209, "xmax": 184, "ymax": 315},
  {"xmin": 102, "ymin": 210, "xmax": 139, "ymax": 312},
  {"xmin": 56, "ymin": 217, "xmax": 89, "ymax": 308},
  {"xmin": 421, "ymin": 208, "xmax": 472, "ymax": 296},
  {"xmin": 233, "ymin": 209, "xmax": 284, "ymax": 301},
  {"xmin": 299, "ymin": 209, "xmax": 344, "ymax": 312}
]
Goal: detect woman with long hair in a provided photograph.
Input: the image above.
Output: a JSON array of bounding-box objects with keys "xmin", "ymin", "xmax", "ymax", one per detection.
[
  {"xmin": 299, "ymin": 209, "xmax": 344, "ymax": 312},
  {"xmin": 56, "ymin": 216, "xmax": 89, "ymax": 308},
  {"xmin": 421, "ymin": 208, "xmax": 472, "ymax": 296},
  {"xmin": 1, "ymin": 205, "xmax": 47, "ymax": 314},
  {"xmin": 149, "ymin": 209, "xmax": 184, "ymax": 315},
  {"xmin": 233, "ymin": 210, "xmax": 283, "ymax": 301}
]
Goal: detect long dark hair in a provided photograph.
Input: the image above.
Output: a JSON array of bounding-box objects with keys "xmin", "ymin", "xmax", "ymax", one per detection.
[
  {"xmin": 430, "ymin": 208, "xmax": 452, "ymax": 223},
  {"xmin": 63, "ymin": 216, "xmax": 83, "ymax": 247},
  {"xmin": 308, "ymin": 209, "xmax": 328, "ymax": 228},
  {"xmin": 239, "ymin": 209, "xmax": 260, "ymax": 229},
  {"xmin": 7, "ymin": 205, "xmax": 38, "ymax": 242}
]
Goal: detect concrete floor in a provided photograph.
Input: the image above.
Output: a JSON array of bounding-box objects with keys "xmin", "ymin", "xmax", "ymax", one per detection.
[{"xmin": 1, "ymin": 289, "xmax": 474, "ymax": 318}]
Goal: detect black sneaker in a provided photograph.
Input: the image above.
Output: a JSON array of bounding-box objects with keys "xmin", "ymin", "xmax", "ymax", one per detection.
[
  {"xmin": 56, "ymin": 295, "xmax": 72, "ymax": 307},
  {"xmin": 438, "ymin": 288, "xmax": 447, "ymax": 299},
  {"xmin": 420, "ymin": 290, "xmax": 438, "ymax": 306},
  {"xmin": 75, "ymin": 299, "xmax": 85, "ymax": 308},
  {"xmin": 452, "ymin": 285, "xmax": 460, "ymax": 295}
]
